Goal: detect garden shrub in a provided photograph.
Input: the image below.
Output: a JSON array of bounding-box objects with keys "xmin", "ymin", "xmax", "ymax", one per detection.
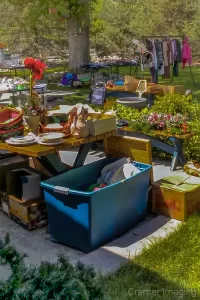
[
  {"xmin": 115, "ymin": 93, "xmax": 200, "ymax": 161},
  {"xmin": 0, "ymin": 235, "xmax": 104, "ymax": 300},
  {"xmin": 148, "ymin": 94, "xmax": 193, "ymax": 116},
  {"xmin": 115, "ymin": 104, "xmax": 141, "ymax": 121},
  {"xmin": 148, "ymin": 94, "xmax": 200, "ymax": 161}
]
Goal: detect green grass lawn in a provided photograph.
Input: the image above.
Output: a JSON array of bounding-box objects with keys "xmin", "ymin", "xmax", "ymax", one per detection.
[
  {"xmin": 111, "ymin": 65, "xmax": 200, "ymax": 100},
  {"xmin": 104, "ymin": 216, "xmax": 200, "ymax": 300},
  {"xmin": 48, "ymin": 65, "xmax": 200, "ymax": 101}
]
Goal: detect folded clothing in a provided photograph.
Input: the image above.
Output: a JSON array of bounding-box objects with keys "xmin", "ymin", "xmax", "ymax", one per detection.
[{"xmin": 98, "ymin": 158, "xmax": 140, "ymax": 186}]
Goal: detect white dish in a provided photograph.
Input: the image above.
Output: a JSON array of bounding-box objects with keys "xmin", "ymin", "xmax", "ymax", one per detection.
[
  {"xmin": 9, "ymin": 136, "xmax": 35, "ymax": 143},
  {"xmin": 39, "ymin": 133, "xmax": 65, "ymax": 143},
  {"xmin": 40, "ymin": 132, "xmax": 65, "ymax": 139},
  {"xmin": 5, "ymin": 139, "xmax": 37, "ymax": 146},
  {"xmin": 38, "ymin": 139, "xmax": 65, "ymax": 146},
  {"xmin": 45, "ymin": 123, "xmax": 63, "ymax": 129}
]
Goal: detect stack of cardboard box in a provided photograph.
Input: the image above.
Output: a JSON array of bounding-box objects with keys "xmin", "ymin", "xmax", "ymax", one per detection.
[{"xmin": 0, "ymin": 156, "xmax": 48, "ymax": 230}]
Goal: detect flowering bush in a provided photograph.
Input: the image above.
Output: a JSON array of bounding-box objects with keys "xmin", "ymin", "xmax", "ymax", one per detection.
[{"xmin": 132, "ymin": 112, "xmax": 191, "ymax": 135}]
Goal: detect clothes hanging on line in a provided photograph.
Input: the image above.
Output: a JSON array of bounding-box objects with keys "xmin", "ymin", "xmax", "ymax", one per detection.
[
  {"xmin": 144, "ymin": 37, "xmax": 183, "ymax": 82},
  {"xmin": 173, "ymin": 61, "xmax": 179, "ymax": 77}
]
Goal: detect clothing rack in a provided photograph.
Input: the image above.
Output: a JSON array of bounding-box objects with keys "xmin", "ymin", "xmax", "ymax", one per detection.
[
  {"xmin": 142, "ymin": 35, "xmax": 198, "ymax": 87},
  {"xmin": 142, "ymin": 36, "xmax": 183, "ymax": 39}
]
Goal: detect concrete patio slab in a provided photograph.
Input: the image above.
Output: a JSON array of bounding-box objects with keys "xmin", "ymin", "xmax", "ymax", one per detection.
[{"xmin": 79, "ymin": 215, "xmax": 182, "ymax": 274}]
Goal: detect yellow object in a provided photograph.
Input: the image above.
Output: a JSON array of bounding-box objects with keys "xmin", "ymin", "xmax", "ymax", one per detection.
[
  {"xmin": 106, "ymin": 86, "xmax": 125, "ymax": 92},
  {"xmin": 30, "ymin": 72, "xmax": 33, "ymax": 99},
  {"xmin": 124, "ymin": 75, "xmax": 139, "ymax": 92},
  {"xmin": 152, "ymin": 180, "xmax": 200, "ymax": 221},
  {"xmin": 9, "ymin": 195, "xmax": 44, "ymax": 223},
  {"xmin": 136, "ymin": 80, "xmax": 147, "ymax": 96},
  {"xmin": 146, "ymin": 84, "xmax": 164, "ymax": 95},
  {"xmin": 104, "ymin": 135, "xmax": 153, "ymax": 182},
  {"xmin": 87, "ymin": 113, "xmax": 116, "ymax": 136},
  {"xmin": 106, "ymin": 75, "xmax": 185, "ymax": 96},
  {"xmin": 162, "ymin": 85, "xmax": 185, "ymax": 95}
]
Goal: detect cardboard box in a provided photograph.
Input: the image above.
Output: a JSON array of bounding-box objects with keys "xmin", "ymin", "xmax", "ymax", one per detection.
[
  {"xmin": 152, "ymin": 179, "xmax": 200, "ymax": 221},
  {"xmin": 7, "ymin": 168, "xmax": 42, "ymax": 201},
  {"xmin": 88, "ymin": 113, "xmax": 116, "ymax": 136},
  {"xmin": 0, "ymin": 191, "xmax": 10, "ymax": 217},
  {"xmin": 9, "ymin": 195, "xmax": 47, "ymax": 230},
  {"xmin": 0, "ymin": 156, "xmax": 29, "ymax": 191},
  {"xmin": 162, "ymin": 85, "xmax": 185, "ymax": 95}
]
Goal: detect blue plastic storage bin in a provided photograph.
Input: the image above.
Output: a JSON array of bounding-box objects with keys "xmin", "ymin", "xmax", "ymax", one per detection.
[{"xmin": 41, "ymin": 158, "xmax": 151, "ymax": 253}]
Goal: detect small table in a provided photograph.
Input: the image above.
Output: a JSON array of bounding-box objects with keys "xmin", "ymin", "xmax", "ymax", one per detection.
[
  {"xmin": 0, "ymin": 66, "xmax": 28, "ymax": 79},
  {"xmin": 0, "ymin": 86, "xmax": 46, "ymax": 105},
  {"xmin": 119, "ymin": 127, "xmax": 193, "ymax": 171},
  {"xmin": 0, "ymin": 130, "xmax": 117, "ymax": 176}
]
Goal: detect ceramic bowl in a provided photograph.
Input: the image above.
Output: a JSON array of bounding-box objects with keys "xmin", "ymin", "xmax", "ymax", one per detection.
[{"xmin": 40, "ymin": 132, "xmax": 65, "ymax": 143}]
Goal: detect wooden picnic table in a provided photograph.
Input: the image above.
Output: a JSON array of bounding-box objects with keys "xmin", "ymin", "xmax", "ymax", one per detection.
[
  {"xmin": 0, "ymin": 130, "xmax": 117, "ymax": 175},
  {"xmin": 118, "ymin": 127, "xmax": 193, "ymax": 171}
]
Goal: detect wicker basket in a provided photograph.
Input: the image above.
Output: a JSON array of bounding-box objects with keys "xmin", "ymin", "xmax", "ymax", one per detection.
[
  {"xmin": 0, "ymin": 107, "xmax": 24, "ymax": 140},
  {"xmin": 0, "ymin": 107, "xmax": 23, "ymax": 129},
  {"xmin": 1, "ymin": 127, "xmax": 24, "ymax": 141}
]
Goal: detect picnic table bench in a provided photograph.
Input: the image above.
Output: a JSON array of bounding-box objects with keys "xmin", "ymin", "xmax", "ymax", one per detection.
[{"xmin": 118, "ymin": 127, "xmax": 193, "ymax": 171}]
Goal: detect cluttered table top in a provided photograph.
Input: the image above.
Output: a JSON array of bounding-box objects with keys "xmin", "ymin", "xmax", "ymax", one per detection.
[{"xmin": 0, "ymin": 130, "xmax": 117, "ymax": 157}]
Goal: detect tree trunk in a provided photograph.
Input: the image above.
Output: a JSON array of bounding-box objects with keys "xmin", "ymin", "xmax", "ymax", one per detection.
[
  {"xmin": 0, "ymin": 49, "xmax": 5, "ymax": 65},
  {"xmin": 67, "ymin": 4, "xmax": 90, "ymax": 71}
]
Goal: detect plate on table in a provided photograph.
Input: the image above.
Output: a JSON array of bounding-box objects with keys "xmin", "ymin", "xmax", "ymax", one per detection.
[
  {"xmin": 6, "ymin": 136, "xmax": 37, "ymax": 146},
  {"xmin": 39, "ymin": 133, "xmax": 66, "ymax": 144},
  {"xmin": 38, "ymin": 139, "xmax": 65, "ymax": 146},
  {"xmin": 40, "ymin": 132, "xmax": 65, "ymax": 139}
]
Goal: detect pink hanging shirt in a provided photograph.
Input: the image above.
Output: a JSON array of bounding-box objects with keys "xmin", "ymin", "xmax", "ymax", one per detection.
[{"xmin": 182, "ymin": 36, "xmax": 192, "ymax": 69}]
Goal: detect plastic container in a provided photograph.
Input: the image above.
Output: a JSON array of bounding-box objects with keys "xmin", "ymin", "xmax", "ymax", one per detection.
[
  {"xmin": 117, "ymin": 97, "xmax": 147, "ymax": 110},
  {"xmin": 41, "ymin": 158, "xmax": 151, "ymax": 253}
]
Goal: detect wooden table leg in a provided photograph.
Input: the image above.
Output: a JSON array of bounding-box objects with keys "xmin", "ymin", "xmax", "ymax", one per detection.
[
  {"xmin": 36, "ymin": 153, "xmax": 68, "ymax": 176},
  {"xmin": 33, "ymin": 142, "xmax": 93, "ymax": 175},
  {"xmin": 169, "ymin": 137, "xmax": 186, "ymax": 171},
  {"xmin": 73, "ymin": 142, "xmax": 93, "ymax": 168}
]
